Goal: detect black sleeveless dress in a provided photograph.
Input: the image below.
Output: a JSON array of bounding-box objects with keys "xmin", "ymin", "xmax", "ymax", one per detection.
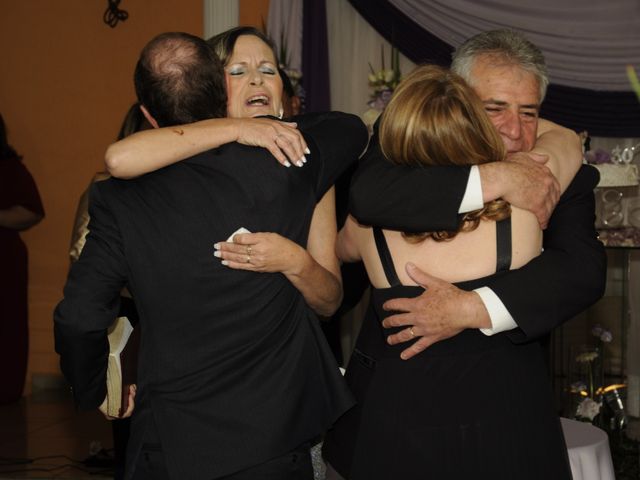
[{"xmin": 323, "ymin": 220, "xmax": 572, "ymax": 480}]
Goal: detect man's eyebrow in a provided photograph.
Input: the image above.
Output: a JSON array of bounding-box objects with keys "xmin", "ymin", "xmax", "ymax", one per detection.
[
  {"xmin": 482, "ymin": 99, "xmax": 540, "ymax": 110},
  {"xmin": 482, "ymin": 99, "xmax": 508, "ymax": 106}
]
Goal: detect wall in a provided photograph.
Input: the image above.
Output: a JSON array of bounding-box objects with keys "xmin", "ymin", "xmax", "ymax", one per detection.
[
  {"xmin": 239, "ymin": 0, "xmax": 270, "ymax": 28},
  {"xmin": 0, "ymin": 0, "xmax": 202, "ymax": 390}
]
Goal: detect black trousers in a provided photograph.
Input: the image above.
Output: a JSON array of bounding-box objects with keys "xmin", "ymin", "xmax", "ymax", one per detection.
[{"xmin": 131, "ymin": 439, "xmax": 313, "ymax": 480}]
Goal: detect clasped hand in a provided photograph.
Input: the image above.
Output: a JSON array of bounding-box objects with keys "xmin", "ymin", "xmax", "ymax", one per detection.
[
  {"xmin": 236, "ymin": 118, "xmax": 310, "ymax": 168},
  {"xmin": 214, "ymin": 232, "xmax": 303, "ymax": 275},
  {"xmin": 98, "ymin": 384, "xmax": 136, "ymax": 420},
  {"xmin": 382, "ymin": 263, "xmax": 489, "ymax": 360}
]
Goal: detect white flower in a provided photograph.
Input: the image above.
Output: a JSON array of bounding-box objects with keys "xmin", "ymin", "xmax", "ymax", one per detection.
[
  {"xmin": 570, "ymin": 381, "xmax": 587, "ymax": 393},
  {"xmin": 362, "ymin": 108, "xmax": 382, "ymax": 126},
  {"xmin": 285, "ymin": 69, "xmax": 302, "ymax": 80},
  {"xmin": 576, "ymin": 351, "xmax": 599, "ymax": 363},
  {"xmin": 600, "ymin": 330, "xmax": 613, "ymax": 343},
  {"xmin": 576, "ymin": 397, "xmax": 601, "ymax": 421},
  {"xmin": 384, "ymin": 69, "xmax": 395, "ymax": 83},
  {"xmin": 591, "ymin": 324, "xmax": 603, "ymax": 337},
  {"xmin": 368, "ymin": 73, "xmax": 377, "ymax": 84}
]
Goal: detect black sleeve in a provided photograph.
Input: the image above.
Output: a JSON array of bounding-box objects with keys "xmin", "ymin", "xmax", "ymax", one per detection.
[
  {"xmin": 295, "ymin": 112, "xmax": 369, "ymax": 200},
  {"xmin": 54, "ymin": 182, "xmax": 128, "ymax": 410},
  {"xmin": 348, "ymin": 128, "xmax": 471, "ymax": 232},
  {"xmin": 488, "ymin": 165, "xmax": 607, "ymax": 343}
]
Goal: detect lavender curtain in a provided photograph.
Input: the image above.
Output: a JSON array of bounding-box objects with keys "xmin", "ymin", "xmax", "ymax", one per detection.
[{"xmin": 347, "ymin": 0, "xmax": 640, "ymax": 137}]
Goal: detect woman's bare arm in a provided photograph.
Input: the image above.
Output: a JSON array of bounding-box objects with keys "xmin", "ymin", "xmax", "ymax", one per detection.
[
  {"xmin": 336, "ymin": 215, "xmax": 363, "ymax": 264},
  {"xmin": 105, "ymin": 117, "xmax": 309, "ymax": 179},
  {"xmin": 532, "ymin": 118, "xmax": 583, "ymax": 191},
  {"xmin": 0, "ymin": 205, "xmax": 43, "ymax": 231}
]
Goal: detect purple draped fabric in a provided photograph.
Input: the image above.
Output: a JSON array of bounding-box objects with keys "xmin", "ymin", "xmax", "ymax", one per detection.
[
  {"xmin": 347, "ymin": 0, "xmax": 640, "ymax": 137},
  {"xmin": 302, "ymin": 0, "xmax": 331, "ymax": 112}
]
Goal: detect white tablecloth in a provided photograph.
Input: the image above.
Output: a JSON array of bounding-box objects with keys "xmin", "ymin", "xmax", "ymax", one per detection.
[{"xmin": 561, "ymin": 417, "xmax": 616, "ymax": 480}]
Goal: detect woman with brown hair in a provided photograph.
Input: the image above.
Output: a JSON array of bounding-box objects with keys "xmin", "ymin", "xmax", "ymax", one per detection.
[
  {"xmin": 322, "ymin": 65, "xmax": 566, "ymax": 479},
  {"xmin": 105, "ymin": 26, "xmax": 345, "ymax": 319}
]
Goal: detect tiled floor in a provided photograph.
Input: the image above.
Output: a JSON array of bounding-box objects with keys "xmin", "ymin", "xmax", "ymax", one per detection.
[
  {"xmin": 2, "ymin": 386, "xmax": 638, "ymax": 479},
  {"xmin": 0, "ymin": 389, "xmax": 113, "ymax": 480}
]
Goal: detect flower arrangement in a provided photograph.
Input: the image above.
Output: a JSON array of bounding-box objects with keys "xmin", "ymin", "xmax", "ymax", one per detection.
[
  {"xmin": 366, "ymin": 45, "xmax": 402, "ymax": 111},
  {"xmin": 571, "ymin": 325, "xmax": 624, "ymax": 427}
]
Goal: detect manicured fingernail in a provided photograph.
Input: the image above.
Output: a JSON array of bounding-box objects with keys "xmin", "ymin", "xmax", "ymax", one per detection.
[
  {"xmin": 284, "ymin": 161, "xmax": 291, "ymax": 167},
  {"xmin": 295, "ymin": 160, "xmax": 303, "ymax": 167},
  {"xmin": 304, "ymin": 147, "xmax": 311, "ymax": 154},
  {"xmin": 221, "ymin": 260, "xmax": 229, "ymax": 266},
  {"xmin": 301, "ymin": 156, "xmax": 307, "ymax": 164},
  {"xmin": 213, "ymin": 243, "xmax": 220, "ymax": 249},
  {"xmin": 214, "ymin": 251, "xmax": 221, "ymax": 258}
]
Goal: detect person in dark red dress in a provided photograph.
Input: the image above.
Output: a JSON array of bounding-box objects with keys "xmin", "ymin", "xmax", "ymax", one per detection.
[{"xmin": 0, "ymin": 112, "xmax": 44, "ymax": 404}]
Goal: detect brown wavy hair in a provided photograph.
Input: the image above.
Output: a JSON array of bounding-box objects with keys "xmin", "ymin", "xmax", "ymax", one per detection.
[{"xmin": 379, "ymin": 64, "xmax": 510, "ymax": 242}]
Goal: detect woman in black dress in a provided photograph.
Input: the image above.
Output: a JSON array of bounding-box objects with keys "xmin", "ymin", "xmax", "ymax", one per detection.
[
  {"xmin": 322, "ymin": 65, "xmax": 572, "ymax": 480},
  {"xmin": 0, "ymin": 112, "xmax": 44, "ymax": 404}
]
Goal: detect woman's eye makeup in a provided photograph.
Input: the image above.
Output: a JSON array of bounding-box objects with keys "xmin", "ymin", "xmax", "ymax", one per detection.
[
  {"xmin": 227, "ymin": 66, "xmax": 245, "ymax": 76},
  {"xmin": 259, "ymin": 65, "xmax": 276, "ymax": 75},
  {"xmin": 226, "ymin": 62, "xmax": 277, "ymax": 77}
]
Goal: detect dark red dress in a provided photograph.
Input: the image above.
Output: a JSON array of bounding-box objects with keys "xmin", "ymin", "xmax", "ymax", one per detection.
[{"xmin": 0, "ymin": 157, "xmax": 44, "ymax": 403}]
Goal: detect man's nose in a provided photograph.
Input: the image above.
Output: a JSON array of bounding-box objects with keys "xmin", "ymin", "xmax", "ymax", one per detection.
[{"xmin": 498, "ymin": 111, "xmax": 522, "ymax": 140}]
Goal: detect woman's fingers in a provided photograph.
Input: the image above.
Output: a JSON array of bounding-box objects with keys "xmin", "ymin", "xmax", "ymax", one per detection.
[
  {"xmin": 272, "ymin": 126, "xmax": 307, "ymax": 167},
  {"xmin": 213, "ymin": 233, "xmax": 294, "ymax": 273},
  {"xmin": 237, "ymin": 118, "xmax": 309, "ymax": 167},
  {"xmin": 214, "ymin": 238, "xmax": 259, "ymax": 269}
]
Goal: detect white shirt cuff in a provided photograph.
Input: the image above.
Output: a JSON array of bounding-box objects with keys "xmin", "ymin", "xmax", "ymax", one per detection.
[
  {"xmin": 458, "ymin": 165, "xmax": 484, "ymax": 214},
  {"xmin": 475, "ymin": 286, "xmax": 517, "ymax": 336}
]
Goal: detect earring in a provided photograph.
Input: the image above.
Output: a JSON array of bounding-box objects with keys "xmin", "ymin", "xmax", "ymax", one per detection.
[{"xmin": 278, "ymin": 106, "xmax": 284, "ymax": 119}]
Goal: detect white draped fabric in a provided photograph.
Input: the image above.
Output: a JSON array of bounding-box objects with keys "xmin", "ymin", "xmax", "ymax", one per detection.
[
  {"xmin": 327, "ymin": 0, "xmax": 415, "ymax": 115},
  {"xmin": 203, "ymin": 0, "xmax": 238, "ymax": 39},
  {"xmin": 267, "ymin": 0, "xmax": 304, "ymax": 71},
  {"xmin": 561, "ymin": 418, "xmax": 616, "ymax": 480},
  {"xmin": 388, "ymin": 0, "xmax": 640, "ymax": 91}
]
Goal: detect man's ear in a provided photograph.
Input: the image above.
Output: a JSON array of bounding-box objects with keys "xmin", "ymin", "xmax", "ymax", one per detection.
[{"xmin": 140, "ymin": 105, "xmax": 160, "ymax": 129}]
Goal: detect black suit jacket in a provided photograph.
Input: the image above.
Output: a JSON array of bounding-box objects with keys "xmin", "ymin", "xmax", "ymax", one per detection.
[
  {"xmin": 54, "ymin": 112, "xmax": 368, "ymax": 480},
  {"xmin": 349, "ymin": 136, "xmax": 606, "ymax": 343}
]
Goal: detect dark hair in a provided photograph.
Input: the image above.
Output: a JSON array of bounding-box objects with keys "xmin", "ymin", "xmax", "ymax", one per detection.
[
  {"xmin": 134, "ymin": 32, "xmax": 227, "ymax": 127},
  {"xmin": 280, "ymin": 68, "xmax": 296, "ymax": 99},
  {"xmin": 117, "ymin": 103, "xmax": 151, "ymax": 140},
  {"xmin": 207, "ymin": 26, "xmax": 278, "ymax": 67},
  {"xmin": 0, "ymin": 113, "xmax": 20, "ymax": 161}
]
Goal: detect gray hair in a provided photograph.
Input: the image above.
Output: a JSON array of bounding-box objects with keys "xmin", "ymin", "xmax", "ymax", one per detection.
[{"xmin": 451, "ymin": 29, "xmax": 549, "ymax": 101}]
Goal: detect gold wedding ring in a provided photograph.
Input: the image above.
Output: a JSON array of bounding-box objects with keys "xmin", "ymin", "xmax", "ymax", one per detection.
[
  {"xmin": 409, "ymin": 327, "xmax": 416, "ymax": 337},
  {"xmin": 246, "ymin": 245, "xmax": 252, "ymax": 256},
  {"xmin": 246, "ymin": 255, "xmax": 251, "ymax": 264}
]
